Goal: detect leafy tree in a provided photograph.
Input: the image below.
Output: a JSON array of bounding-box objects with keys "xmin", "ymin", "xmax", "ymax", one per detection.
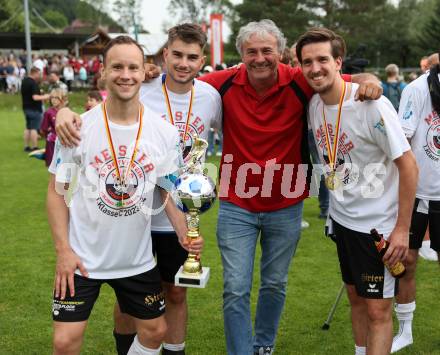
[
  {"xmin": 112, "ymin": 0, "xmax": 146, "ymax": 33},
  {"xmin": 43, "ymin": 10, "xmax": 68, "ymax": 29},
  {"xmin": 0, "ymin": 0, "xmax": 24, "ymax": 32},
  {"xmin": 167, "ymin": 0, "xmax": 233, "ymax": 24},
  {"xmin": 230, "ymin": 0, "xmax": 314, "ymax": 50},
  {"xmin": 418, "ymin": 0, "xmax": 440, "ymax": 55}
]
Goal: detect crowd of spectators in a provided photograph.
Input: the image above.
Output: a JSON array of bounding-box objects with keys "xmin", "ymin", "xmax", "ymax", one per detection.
[{"xmin": 0, "ymin": 51, "xmax": 102, "ymax": 94}]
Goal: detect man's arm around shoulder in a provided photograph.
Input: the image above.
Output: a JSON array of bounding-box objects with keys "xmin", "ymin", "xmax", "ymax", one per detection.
[{"xmin": 55, "ymin": 107, "xmax": 83, "ymax": 148}]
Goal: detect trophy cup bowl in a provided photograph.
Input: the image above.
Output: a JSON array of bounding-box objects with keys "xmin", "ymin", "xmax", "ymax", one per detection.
[{"xmin": 173, "ymin": 138, "xmax": 216, "ymax": 288}]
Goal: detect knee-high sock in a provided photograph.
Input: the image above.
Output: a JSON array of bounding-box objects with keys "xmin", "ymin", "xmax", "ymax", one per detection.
[
  {"xmin": 391, "ymin": 302, "xmax": 415, "ymax": 353},
  {"xmin": 127, "ymin": 335, "xmax": 161, "ymax": 355}
]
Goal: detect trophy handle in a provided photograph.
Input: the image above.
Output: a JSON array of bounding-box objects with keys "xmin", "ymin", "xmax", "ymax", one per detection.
[{"xmin": 186, "ymin": 137, "xmax": 208, "ymax": 172}]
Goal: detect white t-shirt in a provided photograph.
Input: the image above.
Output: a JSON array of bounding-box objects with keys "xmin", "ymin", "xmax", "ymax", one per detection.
[
  {"xmin": 49, "ymin": 103, "xmax": 181, "ymax": 279},
  {"xmin": 140, "ymin": 74, "xmax": 222, "ymax": 232},
  {"xmin": 308, "ymin": 83, "xmax": 411, "ymax": 235},
  {"xmin": 398, "ymin": 72, "xmax": 440, "ymax": 201}
]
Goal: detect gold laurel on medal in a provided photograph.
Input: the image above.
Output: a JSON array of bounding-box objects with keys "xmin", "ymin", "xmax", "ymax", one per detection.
[
  {"xmin": 322, "ymin": 81, "xmax": 346, "ymax": 191},
  {"xmin": 325, "ymin": 171, "xmax": 341, "ymax": 190}
]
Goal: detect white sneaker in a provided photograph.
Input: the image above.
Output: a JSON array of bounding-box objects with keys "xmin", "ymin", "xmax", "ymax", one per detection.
[
  {"xmin": 216, "ymin": 151, "xmax": 222, "ymax": 157},
  {"xmin": 391, "ymin": 332, "xmax": 413, "ymax": 353},
  {"xmin": 301, "ymin": 220, "xmax": 309, "ymax": 230},
  {"xmin": 419, "ymin": 240, "xmax": 438, "ymax": 261},
  {"xmin": 207, "ymin": 151, "xmax": 213, "ymax": 157}
]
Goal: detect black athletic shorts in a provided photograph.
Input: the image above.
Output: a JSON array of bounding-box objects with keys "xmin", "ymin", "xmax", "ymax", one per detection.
[
  {"xmin": 152, "ymin": 231, "xmax": 188, "ymax": 283},
  {"xmin": 409, "ymin": 199, "xmax": 440, "ymax": 252},
  {"xmin": 52, "ymin": 267, "xmax": 165, "ymax": 322},
  {"xmin": 333, "ymin": 219, "xmax": 398, "ymax": 299}
]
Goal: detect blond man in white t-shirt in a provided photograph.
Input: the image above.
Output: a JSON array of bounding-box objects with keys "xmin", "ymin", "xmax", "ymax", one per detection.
[
  {"xmin": 47, "ymin": 36, "xmax": 202, "ymax": 355},
  {"xmin": 297, "ymin": 28, "xmax": 418, "ymax": 355}
]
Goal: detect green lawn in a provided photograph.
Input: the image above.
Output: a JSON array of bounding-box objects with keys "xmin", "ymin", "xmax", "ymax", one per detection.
[{"xmin": 0, "ymin": 92, "xmax": 438, "ymax": 354}]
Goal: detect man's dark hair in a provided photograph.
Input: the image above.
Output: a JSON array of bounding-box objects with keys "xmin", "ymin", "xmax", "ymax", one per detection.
[
  {"xmin": 29, "ymin": 66, "xmax": 40, "ymax": 75},
  {"xmin": 167, "ymin": 23, "xmax": 207, "ymax": 49},
  {"xmin": 87, "ymin": 90, "xmax": 102, "ymax": 102},
  {"xmin": 296, "ymin": 28, "xmax": 346, "ymax": 64},
  {"xmin": 102, "ymin": 35, "xmax": 145, "ymax": 64}
]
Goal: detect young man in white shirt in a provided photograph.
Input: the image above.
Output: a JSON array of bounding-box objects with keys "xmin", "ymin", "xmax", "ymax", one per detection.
[
  {"xmin": 391, "ymin": 62, "xmax": 440, "ymax": 353},
  {"xmin": 54, "ymin": 24, "xmax": 221, "ymax": 355},
  {"xmin": 296, "ymin": 28, "xmax": 418, "ymax": 355},
  {"xmin": 47, "ymin": 36, "xmax": 202, "ymax": 355}
]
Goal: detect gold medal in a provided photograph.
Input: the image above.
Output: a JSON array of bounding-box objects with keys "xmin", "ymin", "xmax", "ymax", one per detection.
[
  {"xmin": 325, "ymin": 171, "xmax": 341, "ymax": 190},
  {"xmin": 103, "ymin": 102, "xmax": 143, "ymax": 208},
  {"xmin": 322, "ymin": 81, "xmax": 346, "ymax": 189}
]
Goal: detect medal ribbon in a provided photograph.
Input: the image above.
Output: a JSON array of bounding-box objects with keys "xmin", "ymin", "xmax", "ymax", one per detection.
[
  {"xmin": 161, "ymin": 74, "xmax": 194, "ymax": 147},
  {"xmin": 322, "ymin": 80, "xmax": 346, "ymax": 171},
  {"xmin": 102, "ymin": 101, "xmax": 144, "ymax": 187}
]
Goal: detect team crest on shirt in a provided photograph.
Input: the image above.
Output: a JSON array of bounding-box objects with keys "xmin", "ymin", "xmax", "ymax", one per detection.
[
  {"xmin": 315, "ymin": 125, "xmax": 357, "ymax": 185},
  {"xmin": 423, "ymin": 110, "xmax": 440, "ymax": 162},
  {"xmin": 90, "ymin": 148, "xmax": 156, "ymax": 216},
  {"xmin": 162, "ymin": 112, "xmax": 206, "ymax": 163}
]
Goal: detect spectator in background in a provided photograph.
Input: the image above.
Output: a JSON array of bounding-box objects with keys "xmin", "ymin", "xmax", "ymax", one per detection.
[
  {"xmin": 21, "ymin": 67, "xmax": 49, "ymax": 151},
  {"xmin": 79, "ymin": 65, "xmax": 88, "ymax": 87},
  {"xmin": 420, "ymin": 56, "xmax": 429, "ymax": 73},
  {"xmin": 40, "ymin": 88, "xmax": 68, "ymax": 166},
  {"xmin": 97, "ymin": 77, "xmax": 107, "ymax": 101},
  {"xmin": 32, "ymin": 55, "xmax": 45, "ymax": 77},
  {"xmin": 62, "ymin": 64, "xmax": 75, "ymax": 92},
  {"xmin": 85, "ymin": 90, "xmax": 102, "ymax": 111},
  {"xmin": 382, "ymin": 64, "xmax": 406, "ymax": 112},
  {"xmin": 290, "ymin": 43, "xmax": 299, "ymax": 68},
  {"xmin": 48, "ymin": 71, "xmax": 68, "ymax": 94},
  {"xmin": 280, "ymin": 47, "xmax": 292, "ymax": 65}
]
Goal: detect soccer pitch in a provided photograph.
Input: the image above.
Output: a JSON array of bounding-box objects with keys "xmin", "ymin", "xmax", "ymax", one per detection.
[{"xmin": 0, "ymin": 93, "xmax": 438, "ymax": 354}]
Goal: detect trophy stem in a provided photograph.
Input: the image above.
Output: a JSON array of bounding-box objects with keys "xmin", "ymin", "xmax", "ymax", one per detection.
[{"xmin": 182, "ymin": 211, "xmax": 202, "ymax": 275}]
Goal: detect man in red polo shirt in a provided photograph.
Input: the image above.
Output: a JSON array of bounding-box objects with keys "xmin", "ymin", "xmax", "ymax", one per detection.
[
  {"xmin": 198, "ymin": 20, "xmax": 381, "ymax": 355},
  {"xmin": 54, "ymin": 19, "xmax": 381, "ymax": 355}
]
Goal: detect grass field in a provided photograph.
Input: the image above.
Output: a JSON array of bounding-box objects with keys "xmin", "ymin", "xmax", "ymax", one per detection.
[{"xmin": 0, "ymin": 92, "xmax": 439, "ymax": 355}]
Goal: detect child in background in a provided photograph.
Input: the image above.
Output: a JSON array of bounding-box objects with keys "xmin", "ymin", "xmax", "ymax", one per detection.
[
  {"xmin": 40, "ymin": 89, "xmax": 67, "ymax": 166},
  {"xmin": 85, "ymin": 90, "xmax": 102, "ymax": 111}
]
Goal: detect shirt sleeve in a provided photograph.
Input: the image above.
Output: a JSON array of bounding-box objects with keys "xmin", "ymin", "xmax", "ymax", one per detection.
[
  {"xmin": 210, "ymin": 89, "xmax": 223, "ymax": 130},
  {"xmin": 364, "ymin": 98, "xmax": 411, "ymax": 161},
  {"xmin": 155, "ymin": 128, "xmax": 183, "ymax": 191},
  {"xmin": 398, "ymin": 83, "xmax": 422, "ymax": 138},
  {"xmin": 48, "ymin": 139, "xmax": 80, "ymax": 183}
]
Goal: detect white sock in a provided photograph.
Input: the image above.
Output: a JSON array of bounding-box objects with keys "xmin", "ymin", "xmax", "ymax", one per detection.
[
  {"xmin": 391, "ymin": 302, "xmax": 415, "ymax": 353},
  {"xmin": 127, "ymin": 335, "xmax": 162, "ymax": 355},
  {"xmin": 355, "ymin": 344, "xmax": 366, "ymax": 355},
  {"xmin": 163, "ymin": 342, "xmax": 185, "ymax": 351}
]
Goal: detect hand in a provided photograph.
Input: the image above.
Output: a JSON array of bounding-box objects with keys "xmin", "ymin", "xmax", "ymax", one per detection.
[
  {"xmin": 55, "ymin": 107, "xmax": 82, "ymax": 147},
  {"xmin": 354, "ymin": 79, "xmax": 383, "ymax": 101},
  {"xmin": 144, "ymin": 63, "xmax": 161, "ymax": 81},
  {"xmin": 54, "ymin": 248, "xmax": 88, "ymax": 300},
  {"xmin": 179, "ymin": 234, "xmax": 204, "ymax": 256},
  {"xmin": 382, "ymin": 227, "xmax": 409, "ymax": 268}
]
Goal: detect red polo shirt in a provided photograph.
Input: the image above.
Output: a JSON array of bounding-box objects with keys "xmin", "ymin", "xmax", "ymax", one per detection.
[{"xmin": 200, "ymin": 63, "xmax": 346, "ymax": 212}]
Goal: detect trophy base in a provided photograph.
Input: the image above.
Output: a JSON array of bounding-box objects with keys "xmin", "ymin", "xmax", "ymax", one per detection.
[{"xmin": 174, "ymin": 266, "xmax": 210, "ymax": 288}]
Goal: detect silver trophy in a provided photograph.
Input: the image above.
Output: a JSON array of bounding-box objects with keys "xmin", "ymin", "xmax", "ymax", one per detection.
[{"xmin": 174, "ymin": 138, "xmax": 216, "ymax": 288}]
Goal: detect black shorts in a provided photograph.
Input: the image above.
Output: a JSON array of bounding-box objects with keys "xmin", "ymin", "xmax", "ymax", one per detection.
[
  {"xmin": 24, "ymin": 109, "xmax": 42, "ymax": 130},
  {"xmin": 333, "ymin": 220, "xmax": 398, "ymax": 299},
  {"xmin": 52, "ymin": 267, "xmax": 165, "ymax": 322},
  {"xmin": 409, "ymin": 199, "xmax": 440, "ymax": 252},
  {"xmin": 152, "ymin": 231, "xmax": 188, "ymax": 283}
]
